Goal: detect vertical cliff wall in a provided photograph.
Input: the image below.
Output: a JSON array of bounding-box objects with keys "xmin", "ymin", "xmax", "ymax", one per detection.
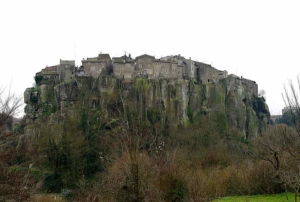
[{"xmin": 23, "ymin": 76, "xmax": 270, "ymax": 138}]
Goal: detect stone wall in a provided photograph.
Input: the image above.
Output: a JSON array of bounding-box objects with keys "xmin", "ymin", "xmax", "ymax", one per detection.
[
  {"xmin": 58, "ymin": 60, "xmax": 76, "ymax": 82},
  {"xmin": 196, "ymin": 62, "xmax": 220, "ymax": 84},
  {"xmin": 81, "ymin": 54, "xmax": 112, "ymax": 78},
  {"xmin": 82, "ymin": 61, "xmax": 106, "ymax": 78},
  {"xmin": 218, "ymin": 70, "xmax": 228, "ymax": 79},
  {"xmin": 153, "ymin": 61, "xmax": 171, "ymax": 78},
  {"xmin": 241, "ymin": 77, "xmax": 258, "ymax": 97},
  {"xmin": 44, "ymin": 65, "xmax": 59, "ymax": 72},
  {"xmin": 184, "ymin": 59, "xmax": 195, "ymax": 79},
  {"xmin": 42, "ymin": 71, "xmax": 59, "ymax": 83},
  {"xmin": 113, "ymin": 62, "xmax": 135, "ymax": 79},
  {"xmin": 224, "ymin": 74, "xmax": 242, "ymax": 95},
  {"xmin": 60, "ymin": 60, "xmax": 75, "ymax": 66},
  {"xmin": 135, "ymin": 54, "xmax": 155, "ymax": 71}
]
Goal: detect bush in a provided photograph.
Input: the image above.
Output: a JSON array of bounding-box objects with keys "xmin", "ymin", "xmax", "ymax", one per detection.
[
  {"xmin": 43, "ymin": 173, "xmax": 64, "ymax": 193},
  {"xmin": 165, "ymin": 176, "xmax": 188, "ymax": 202},
  {"xmin": 35, "ymin": 75, "xmax": 44, "ymax": 85},
  {"xmin": 30, "ymin": 95, "xmax": 38, "ymax": 103}
]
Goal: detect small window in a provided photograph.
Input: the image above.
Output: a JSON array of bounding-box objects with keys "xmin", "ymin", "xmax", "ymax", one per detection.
[{"xmin": 208, "ymin": 79, "xmax": 210, "ymax": 82}]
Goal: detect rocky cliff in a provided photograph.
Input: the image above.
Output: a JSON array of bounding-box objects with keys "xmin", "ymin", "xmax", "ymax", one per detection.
[{"xmin": 23, "ymin": 75, "xmax": 270, "ymax": 138}]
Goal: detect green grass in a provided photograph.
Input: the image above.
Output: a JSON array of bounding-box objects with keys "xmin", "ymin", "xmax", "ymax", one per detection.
[{"xmin": 213, "ymin": 193, "xmax": 296, "ymax": 202}]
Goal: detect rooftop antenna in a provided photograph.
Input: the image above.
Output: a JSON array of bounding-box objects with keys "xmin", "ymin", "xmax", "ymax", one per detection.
[{"xmin": 74, "ymin": 44, "xmax": 76, "ymax": 65}]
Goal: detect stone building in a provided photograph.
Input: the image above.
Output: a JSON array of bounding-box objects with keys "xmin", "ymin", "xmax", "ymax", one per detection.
[
  {"xmin": 36, "ymin": 65, "xmax": 59, "ymax": 83},
  {"xmin": 75, "ymin": 66, "xmax": 85, "ymax": 76},
  {"xmin": 40, "ymin": 70, "xmax": 59, "ymax": 83},
  {"xmin": 193, "ymin": 62, "xmax": 220, "ymax": 84},
  {"xmin": 241, "ymin": 77, "xmax": 258, "ymax": 97},
  {"xmin": 111, "ymin": 53, "xmax": 229, "ymax": 83},
  {"xmin": 270, "ymin": 115, "xmax": 282, "ymax": 123},
  {"xmin": 224, "ymin": 74, "xmax": 242, "ymax": 95},
  {"xmin": 135, "ymin": 54, "xmax": 155, "ymax": 78},
  {"xmin": 218, "ymin": 70, "xmax": 228, "ymax": 80},
  {"xmin": 224, "ymin": 74, "xmax": 258, "ymax": 96},
  {"xmin": 152, "ymin": 60, "xmax": 183, "ymax": 79},
  {"xmin": 112, "ymin": 54, "xmax": 135, "ymax": 80},
  {"xmin": 81, "ymin": 53, "xmax": 112, "ymax": 78},
  {"xmin": 44, "ymin": 65, "xmax": 59, "ymax": 72},
  {"xmin": 34, "ymin": 52, "xmax": 260, "ymax": 98},
  {"xmin": 58, "ymin": 59, "xmax": 75, "ymax": 82}
]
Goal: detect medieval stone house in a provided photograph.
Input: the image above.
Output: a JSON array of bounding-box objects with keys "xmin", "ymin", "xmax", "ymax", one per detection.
[
  {"xmin": 81, "ymin": 54, "xmax": 112, "ymax": 78},
  {"xmin": 112, "ymin": 54, "xmax": 135, "ymax": 79},
  {"xmin": 35, "ymin": 52, "xmax": 258, "ymax": 97},
  {"xmin": 58, "ymin": 59, "xmax": 76, "ymax": 82}
]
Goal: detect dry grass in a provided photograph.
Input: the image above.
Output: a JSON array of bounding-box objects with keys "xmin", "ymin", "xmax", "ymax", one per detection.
[{"xmin": 31, "ymin": 194, "xmax": 66, "ymax": 202}]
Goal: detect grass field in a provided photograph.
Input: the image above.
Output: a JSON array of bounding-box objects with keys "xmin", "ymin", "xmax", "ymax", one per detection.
[{"xmin": 213, "ymin": 193, "xmax": 297, "ymax": 202}]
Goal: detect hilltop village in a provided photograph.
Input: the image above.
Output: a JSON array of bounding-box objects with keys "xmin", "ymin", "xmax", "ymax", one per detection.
[{"xmin": 36, "ymin": 53, "xmax": 258, "ymax": 96}]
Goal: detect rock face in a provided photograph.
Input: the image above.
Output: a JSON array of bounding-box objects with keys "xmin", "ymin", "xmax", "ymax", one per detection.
[{"xmin": 23, "ymin": 76, "xmax": 270, "ymax": 138}]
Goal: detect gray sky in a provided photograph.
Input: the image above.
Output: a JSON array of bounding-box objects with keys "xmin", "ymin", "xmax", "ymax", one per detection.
[{"xmin": 1, "ymin": 0, "xmax": 300, "ymax": 116}]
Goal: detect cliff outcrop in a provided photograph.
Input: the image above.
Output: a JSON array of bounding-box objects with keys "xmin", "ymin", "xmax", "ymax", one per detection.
[{"xmin": 23, "ymin": 75, "xmax": 270, "ymax": 138}]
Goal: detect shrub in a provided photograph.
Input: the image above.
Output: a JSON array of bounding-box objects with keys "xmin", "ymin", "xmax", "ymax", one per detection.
[
  {"xmin": 165, "ymin": 176, "xmax": 188, "ymax": 202},
  {"xmin": 43, "ymin": 173, "xmax": 64, "ymax": 193},
  {"xmin": 30, "ymin": 95, "xmax": 38, "ymax": 103},
  {"xmin": 35, "ymin": 75, "xmax": 44, "ymax": 85}
]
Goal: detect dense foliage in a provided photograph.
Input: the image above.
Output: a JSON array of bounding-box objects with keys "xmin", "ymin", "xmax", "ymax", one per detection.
[
  {"xmin": 2, "ymin": 80, "xmax": 300, "ymax": 201},
  {"xmin": 1, "ymin": 103, "xmax": 296, "ymax": 201}
]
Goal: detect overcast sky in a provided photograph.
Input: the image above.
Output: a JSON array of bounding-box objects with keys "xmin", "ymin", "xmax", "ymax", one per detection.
[{"xmin": 1, "ymin": 0, "xmax": 300, "ymax": 116}]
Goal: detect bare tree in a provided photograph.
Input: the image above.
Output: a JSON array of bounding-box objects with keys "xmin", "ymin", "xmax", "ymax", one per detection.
[
  {"xmin": 252, "ymin": 124, "xmax": 295, "ymax": 172},
  {"xmin": 0, "ymin": 86, "xmax": 23, "ymax": 131},
  {"xmin": 283, "ymin": 77, "xmax": 300, "ymax": 135},
  {"xmin": 259, "ymin": 89, "xmax": 266, "ymax": 98},
  {"xmin": 279, "ymin": 166, "xmax": 300, "ymax": 202}
]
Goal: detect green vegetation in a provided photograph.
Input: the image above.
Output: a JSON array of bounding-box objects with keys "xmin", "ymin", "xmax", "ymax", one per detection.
[
  {"xmin": 34, "ymin": 75, "xmax": 44, "ymax": 85},
  {"xmin": 30, "ymin": 95, "xmax": 38, "ymax": 103},
  {"xmin": 276, "ymin": 111, "xmax": 295, "ymax": 127},
  {"xmin": 4, "ymin": 76, "xmax": 300, "ymax": 202},
  {"xmin": 213, "ymin": 193, "xmax": 295, "ymax": 202}
]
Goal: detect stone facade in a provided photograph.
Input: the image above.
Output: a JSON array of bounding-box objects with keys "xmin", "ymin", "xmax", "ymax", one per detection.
[
  {"xmin": 33, "ymin": 52, "xmax": 259, "ymax": 98},
  {"xmin": 135, "ymin": 54, "xmax": 155, "ymax": 78},
  {"xmin": 40, "ymin": 70, "xmax": 59, "ymax": 83},
  {"xmin": 112, "ymin": 55, "xmax": 135, "ymax": 79},
  {"xmin": 44, "ymin": 65, "xmax": 59, "ymax": 72},
  {"xmin": 81, "ymin": 53, "xmax": 112, "ymax": 78},
  {"xmin": 58, "ymin": 59, "xmax": 76, "ymax": 82},
  {"xmin": 194, "ymin": 62, "xmax": 220, "ymax": 84},
  {"xmin": 152, "ymin": 60, "xmax": 183, "ymax": 79},
  {"xmin": 241, "ymin": 77, "xmax": 258, "ymax": 96},
  {"xmin": 36, "ymin": 65, "xmax": 59, "ymax": 83},
  {"xmin": 218, "ymin": 70, "xmax": 228, "ymax": 79}
]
